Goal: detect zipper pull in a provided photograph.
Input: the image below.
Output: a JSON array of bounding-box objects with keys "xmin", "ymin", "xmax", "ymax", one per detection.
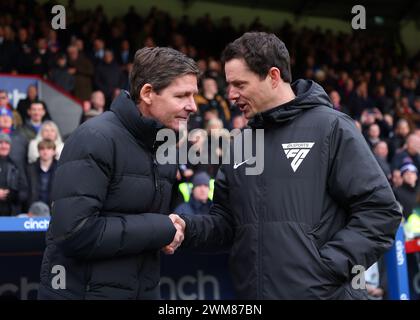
[{"xmin": 152, "ymin": 156, "xmax": 158, "ymax": 190}]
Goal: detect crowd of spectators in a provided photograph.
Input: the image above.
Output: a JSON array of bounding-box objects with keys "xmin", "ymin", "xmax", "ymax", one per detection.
[{"xmin": 0, "ymin": 0, "xmax": 420, "ymax": 223}]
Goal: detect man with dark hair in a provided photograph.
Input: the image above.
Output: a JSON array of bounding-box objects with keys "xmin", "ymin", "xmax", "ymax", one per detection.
[
  {"xmin": 20, "ymin": 101, "xmax": 46, "ymax": 141},
  {"xmin": 17, "ymin": 85, "xmax": 51, "ymax": 122},
  {"xmin": 193, "ymin": 73, "xmax": 231, "ymax": 129},
  {"xmin": 393, "ymin": 163, "xmax": 418, "ymax": 219},
  {"xmin": 169, "ymin": 32, "xmax": 401, "ymax": 299},
  {"xmin": 38, "ymin": 47, "xmax": 199, "ymax": 299},
  {"xmin": 94, "ymin": 49, "xmax": 125, "ymax": 107}
]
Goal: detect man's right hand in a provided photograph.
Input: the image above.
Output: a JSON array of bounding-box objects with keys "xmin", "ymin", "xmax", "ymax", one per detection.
[{"xmin": 162, "ymin": 214, "xmax": 186, "ymax": 255}]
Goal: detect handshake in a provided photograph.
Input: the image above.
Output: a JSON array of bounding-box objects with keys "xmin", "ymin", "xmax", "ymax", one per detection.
[{"xmin": 162, "ymin": 214, "xmax": 186, "ymax": 255}]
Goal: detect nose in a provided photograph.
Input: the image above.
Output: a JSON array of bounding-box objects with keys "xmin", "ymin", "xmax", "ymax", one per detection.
[
  {"xmin": 227, "ymin": 86, "xmax": 239, "ymax": 102},
  {"xmin": 186, "ymin": 96, "xmax": 197, "ymax": 113}
]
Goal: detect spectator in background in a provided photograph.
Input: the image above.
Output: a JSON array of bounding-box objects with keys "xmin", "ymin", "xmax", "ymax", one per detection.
[
  {"xmin": 28, "ymin": 121, "xmax": 64, "ymax": 163},
  {"xmin": 329, "ymin": 90, "xmax": 350, "ymax": 115},
  {"xmin": 17, "ymin": 201, "xmax": 51, "ymax": 218},
  {"xmin": 16, "ymin": 85, "xmax": 50, "ymax": 123},
  {"xmin": 26, "ymin": 140, "xmax": 58, "ymax": 209},
  {"xmin": 49, "ymin": 53, "xmax": 75, "ymax": 93},
  {"xmin": 0, "ymin": 90, "xmax": 11, "ymax": 110},
  {"xmin": 373, "ymin": 141, "xmax": 392, "ymax": 181},
  {"xmin": 207, "ymin": 58, "xmax": 227, "ymax": 95},
  {"xmin": 117, "ymin": 39, "xmax": 134, "ymax": 66},
  {"xmin": 94, "ymin": 49, "xmax": 125, "ymax": 107},
  {"xmin": 396, "ymin": 96, "xmax": 413, "ymax": 118},
  {"xmin": 89, "ymin": 38, "xmax": 106, "ymax": 66},
  {"xmin": 0, "ymin": 108, "xmax": 15, "ymax": 135},
  {"xmin": 175, "ymin": 171, "xmax": 212, "ymax": 216},
  {"xmin": 20, "ymin": 102, "xmax": 47, "ymax": 141},
  {"xmin": 348, "ymin": 81, "xmax": 374, "ymax": 119},
  {"xmin": 374, "ymin": 84, "xmax": 393, "ymax": 115},
  {"xmin": 47, "ymin": 30, "xmax": 60, "ymax": 54},
  {"xmin": 393, "ymin": 163, "xmax": 418, "ymax": 219},
  {"xmin": 80, "ymin": 91, "xmax": 106, "ymax": 123},
  {"xmin": 0, "ymin": 25, "xmax": 15, "ymax": 72},
  {"xmin": 0, "ymin": 108, "xmax": 28, "ymax": 170},
  {"xmin": 32, "ymin": 37, "xmax": 52, "ymax": 76},
  {"xmin": 231, "ymin": 113, "xmax": 247, "ymax": 130},
  {"xmin": 391, "ymin": 134, "xmax": 420, "ymax": 172},
  {"xmin": 389, "ymin": 118, "xmax": 411, "ymax": 161},
  {"xmin": 204, "ymin": 117, "xmax": 228, "ymax": 178},
  {"xmin": 360, "ymin": 107, "xmax": 391, "ymax": 140},
  {"xmin": 194, "ymin": 73, "xmax": 231, "ymax": 128},
  {"xmin": 0, "ymin": 89, "xmax": 23, "ymax": 128},
  {"xmin": 414, "ymin": 96, "xmax": 420, "ymax": 113},
  {"xmin": 67, "ymin": 45, "xmax": 94, "ymax": 101},
  {"xmin": 365, "ymin": 123, "xmax": 381, "ymax": 150},
  {"xmin": 15, "ymin": 27, "xmax": 34, "ymax": 74},
  {"xmin": 0, "ymin": 133, "xmax": 28, "ymax": 216}
]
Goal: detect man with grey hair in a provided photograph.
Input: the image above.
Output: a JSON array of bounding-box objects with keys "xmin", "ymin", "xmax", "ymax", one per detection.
[
  {"xmin": 38, "ymin": 47, "xmax": 199, "ymax": 299},
  {"xmin": 17, "ymin": 201, "xmax": 50, "ymax": 218}
]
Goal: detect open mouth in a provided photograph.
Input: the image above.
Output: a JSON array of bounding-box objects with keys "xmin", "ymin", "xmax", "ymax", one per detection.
[{"xmin": 236, "ymin": 103, "xmax": 248, "ymax": 112}]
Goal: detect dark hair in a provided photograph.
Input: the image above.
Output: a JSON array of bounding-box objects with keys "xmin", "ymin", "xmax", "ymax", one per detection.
[
  {"xmin": 129, "ymin": 47, "xmax": 199, "ymax": 103},
  {"xmin": 221, "ymin": 32, "xmax": 292, "ymax": 83},
  {"xmin": 38, "ymin": 139, "xmax": 56, "ymax": 151},
  {"xmin": 30, "ymin": 101, "xmax": 46, "ymax": 110}
]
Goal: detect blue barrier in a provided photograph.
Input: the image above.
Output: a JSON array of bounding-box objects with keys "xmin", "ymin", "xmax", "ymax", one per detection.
[
  {"xmin": 0, "ymin": 218, "xmax": 417, "ymax": 299},
  {"xmin": 0, "ymin": 217, "xmax": 235, "ymax": 299},
  {"xmin": 385, "ymin": 224, "xmax": 410, "ymax": 300},
  {"xmin": 0, "ymin": 217, "xmax": 50, "ymax": 232}
]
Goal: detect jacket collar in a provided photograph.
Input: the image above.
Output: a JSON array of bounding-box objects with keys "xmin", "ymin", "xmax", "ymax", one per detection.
[
  {"xmin": 110, "ymin": 91, "xmax": 165, "ymax": 151},
  {"xmin": 248, "ymin": 79, "xmax": 332, "ymax": 128}
]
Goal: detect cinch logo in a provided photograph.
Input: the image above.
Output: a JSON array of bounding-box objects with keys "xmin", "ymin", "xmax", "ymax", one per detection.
[
  {"xmin": 23, "ymin": 218, "xmax": 50, "ymax": 230},
  {"xmin": 282, "ymin": 142, "xmax": 315, "ymax": 172}
]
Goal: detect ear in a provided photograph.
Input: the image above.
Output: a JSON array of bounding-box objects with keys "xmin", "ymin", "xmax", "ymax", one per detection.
[
  {"xmin": 267, "ymin": 67, "xmax": 281, "ymax": 88},
  {"xmin": 139, "ymin": 84, "xmax": 153, "ymax": 105}
]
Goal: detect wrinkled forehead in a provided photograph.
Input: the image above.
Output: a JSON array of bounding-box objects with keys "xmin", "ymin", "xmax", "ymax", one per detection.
[{"xmin": 164, "ymin": 74, "xmax": 198, "ymax": 94}]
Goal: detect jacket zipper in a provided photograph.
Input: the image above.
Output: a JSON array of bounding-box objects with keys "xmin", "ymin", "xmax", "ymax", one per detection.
[
  {"xmin": 152, "ymin": 156, "xmax": 159, "ymax": 190},
  {"xmin": 137, "ymin": 143, "xmax": 160, "ymax": 298},
  {"xmin": 152, "ymin": 142, "xmax": 160, "ymax": 192}
]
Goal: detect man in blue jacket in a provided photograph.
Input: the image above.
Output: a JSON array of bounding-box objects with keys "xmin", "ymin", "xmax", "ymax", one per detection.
[
  {"xmin": 175, "ymin": 171, "xmax": 212, "ymax": 216},
  {"xmin": 168, "ymin": 32, "xmax": 401, "ymax": 299}
]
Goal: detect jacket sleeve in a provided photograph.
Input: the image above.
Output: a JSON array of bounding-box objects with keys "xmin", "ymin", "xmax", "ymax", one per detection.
[
  {"xmin": 49, "ymin": 127, "xmax": 176, "ymax": 260},
  {"xmin": 319, "ymin": 115, "xmax": 402, "ymax": 281},
  {"xmin": 181, "ymin": 165, "xmax": 234, "ymax": 249}
]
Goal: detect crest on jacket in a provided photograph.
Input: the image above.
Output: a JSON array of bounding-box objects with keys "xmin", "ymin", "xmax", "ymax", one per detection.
[{"xmin": 282, "ymin": 142, "xmax": 315, "ymax": 172}]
